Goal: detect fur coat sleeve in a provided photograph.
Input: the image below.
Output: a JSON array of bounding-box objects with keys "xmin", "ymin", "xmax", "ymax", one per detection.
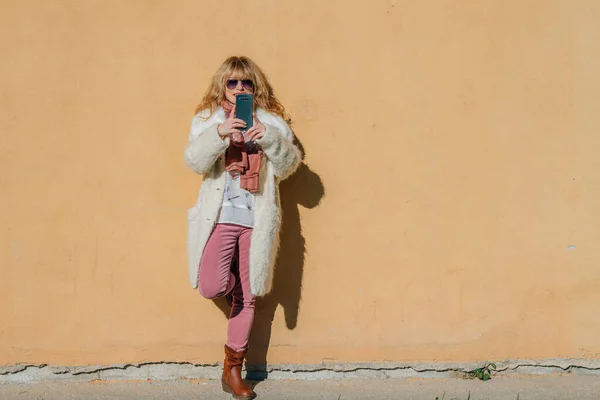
[
  {"xmin": 184, "ymin": 111, "xmax": 230, "ymax": 174},
  {"xmin": 256, "ymin": 114, "xmax": 302, "ymax": 180}
]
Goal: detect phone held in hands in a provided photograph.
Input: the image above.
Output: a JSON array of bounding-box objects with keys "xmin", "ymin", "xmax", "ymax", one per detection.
[{"xmin": 235, "ymin": 94, "xmax": 253, "ymax": 133}]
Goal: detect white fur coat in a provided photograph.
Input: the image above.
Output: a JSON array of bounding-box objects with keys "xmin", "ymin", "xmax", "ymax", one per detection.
[{"xmin": 184, "ymin": 107, "xmax": 301, "ymax": 297}]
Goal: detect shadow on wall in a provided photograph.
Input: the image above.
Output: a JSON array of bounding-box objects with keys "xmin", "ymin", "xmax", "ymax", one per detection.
[{"xmin": 212, "ymin": 134, "xmax": 325, "ymax": 380}]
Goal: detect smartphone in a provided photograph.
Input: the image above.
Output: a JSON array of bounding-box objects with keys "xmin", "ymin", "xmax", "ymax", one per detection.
[{"xmin": 235, "ymin": 94, "xmax": 253, "ymax": 133}]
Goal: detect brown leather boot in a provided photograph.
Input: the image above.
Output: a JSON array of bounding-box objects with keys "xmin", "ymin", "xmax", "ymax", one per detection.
[{"xmin": 222, "ymin": 345, "xmax": 256, "ymax": 400}]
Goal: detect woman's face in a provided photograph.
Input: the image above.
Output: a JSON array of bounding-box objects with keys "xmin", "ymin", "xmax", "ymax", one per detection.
[{"xmin": 224, "ymin": 73, "xmax": 254, "ymax": 104}]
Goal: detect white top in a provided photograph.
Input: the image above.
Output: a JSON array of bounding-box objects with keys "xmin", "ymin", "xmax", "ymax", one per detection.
[{"xmin": 218, "ymin": 172, "xmax": 255, "ymax": 228}]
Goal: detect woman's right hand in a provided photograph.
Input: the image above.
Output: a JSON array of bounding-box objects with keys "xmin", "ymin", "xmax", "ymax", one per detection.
[{"xmin": 217, "ymin": 105, "xmax": 247, "ymax": 138}]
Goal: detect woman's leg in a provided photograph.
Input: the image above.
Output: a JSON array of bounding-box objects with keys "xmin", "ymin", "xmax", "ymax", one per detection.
[
  {"xmin": 227, "ymin": 226, "xmax": 256, "ymax": 351},
  {"xmin": 198, "ymin": 224, "xmax": 238, "ymax": 299},
  {"xmin": 219, "ymin": 226, "xmax": 256, "ymax": 399}
]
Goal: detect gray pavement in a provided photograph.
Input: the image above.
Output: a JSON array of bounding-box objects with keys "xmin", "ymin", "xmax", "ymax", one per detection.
[{"xmin": 1, "ymin": 376, "xmax": 600, "ymax": 400}]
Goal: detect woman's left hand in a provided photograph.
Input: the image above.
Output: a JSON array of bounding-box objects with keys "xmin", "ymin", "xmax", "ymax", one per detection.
[{"xmin": 245, "ymin": 115, "xmax": 266, "ymax": 141}]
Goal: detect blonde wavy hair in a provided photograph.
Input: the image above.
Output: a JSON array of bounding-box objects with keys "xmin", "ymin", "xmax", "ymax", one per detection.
[{"xmin": 195, "ymin": 56, "xmax": 291, "ymax": 124}]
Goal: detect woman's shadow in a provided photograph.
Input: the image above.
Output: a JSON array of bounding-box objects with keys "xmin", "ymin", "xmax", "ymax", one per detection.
[{"xmin": 212, "ymin": 134, "xmax": 325, "ymax": 381}]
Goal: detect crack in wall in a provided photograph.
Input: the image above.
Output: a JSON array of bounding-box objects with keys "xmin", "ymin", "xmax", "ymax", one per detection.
[
  {"xmin": 2, "ymin": 360, "xmax": 600, "ymax": 383},
  {"xmin": 500, "ymin": 364, "xmax": 600, "ymax": 372}
]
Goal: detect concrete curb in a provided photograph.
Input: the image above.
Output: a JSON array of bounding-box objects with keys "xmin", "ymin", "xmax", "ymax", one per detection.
[{"xmin": 2, "ymin": 359, "xmax": 600, "ymax": 383}]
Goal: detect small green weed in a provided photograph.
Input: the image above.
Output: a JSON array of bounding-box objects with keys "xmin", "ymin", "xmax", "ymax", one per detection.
[{"xmin": 466, "ymin": 362, "xmax": 497, "ymax": 381}]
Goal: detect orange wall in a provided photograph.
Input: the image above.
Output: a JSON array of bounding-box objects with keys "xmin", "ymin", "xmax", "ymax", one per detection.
[{"xmin": 2, "ymin": 0, "xmax": 600, "ymax": 366}]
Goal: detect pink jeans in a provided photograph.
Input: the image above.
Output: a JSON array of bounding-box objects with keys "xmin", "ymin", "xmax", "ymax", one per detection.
[{"xmin": 198, "ymin": 223, "xmax": 256, "ymax": 351}]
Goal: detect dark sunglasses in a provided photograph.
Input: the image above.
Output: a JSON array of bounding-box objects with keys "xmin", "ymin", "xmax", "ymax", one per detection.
[{"xmin": 226, "ymin": 79, "xmax": 254, "ymax": 91}]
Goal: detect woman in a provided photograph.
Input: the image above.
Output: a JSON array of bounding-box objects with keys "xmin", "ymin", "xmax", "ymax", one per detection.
[{"xmin": 184, "ymin": 56, "xmax": 301, "ymax": 399}]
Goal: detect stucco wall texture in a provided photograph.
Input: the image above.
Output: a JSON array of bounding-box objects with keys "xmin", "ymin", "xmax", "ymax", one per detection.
[{"xmin": 1, "ymin": 0, "xmax": 599, "ymax": 367}]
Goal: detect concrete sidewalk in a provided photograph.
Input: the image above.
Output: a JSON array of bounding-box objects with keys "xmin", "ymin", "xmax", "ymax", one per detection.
[{"xmin": 1, "ymin": 376, "xmax": 599, "ymax": 400}]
